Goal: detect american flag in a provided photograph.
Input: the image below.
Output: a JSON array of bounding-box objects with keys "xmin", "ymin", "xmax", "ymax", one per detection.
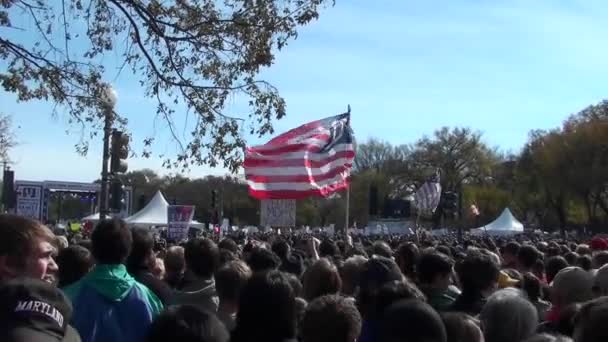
[
  {"xmin": 414, "ymin": 171, "xmax": 442, "ymax": 212},
  {"xmin": 244, "ymin": 113, "xmax": 355, "ymax": 199}
]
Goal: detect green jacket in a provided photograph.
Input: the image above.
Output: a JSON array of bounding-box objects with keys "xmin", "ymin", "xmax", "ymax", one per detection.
[{"xmin": 63, "ymin": 264, "xmax": 163, "ymax": 342}]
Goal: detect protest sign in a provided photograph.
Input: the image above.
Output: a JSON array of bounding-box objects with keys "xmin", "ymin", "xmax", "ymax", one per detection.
[{"xmin": 167, "ymin": 205, "xmax": 195, "ymax": 241}]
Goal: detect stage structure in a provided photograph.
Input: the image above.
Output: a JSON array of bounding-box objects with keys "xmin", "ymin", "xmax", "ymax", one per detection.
[{"xmin": 14, "ymin": 180, "xmax": 132, "ymax": 222}]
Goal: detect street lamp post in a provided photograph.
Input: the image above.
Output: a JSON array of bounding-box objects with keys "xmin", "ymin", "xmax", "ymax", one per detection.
[{"xmin": 98, "ymin": 84, "xmax": 117, "ymax": 220}]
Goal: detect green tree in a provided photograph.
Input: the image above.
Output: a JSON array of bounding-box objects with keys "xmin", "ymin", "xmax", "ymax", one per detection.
[{"xmin": 1, "ymin": 0, "xmax": 332, "ymax": 172}]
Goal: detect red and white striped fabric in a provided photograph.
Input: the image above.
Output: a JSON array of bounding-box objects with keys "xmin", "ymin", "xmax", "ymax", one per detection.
[{"xmin": 244, "ymin": 113, "xmax": 355, "ymax": 199}]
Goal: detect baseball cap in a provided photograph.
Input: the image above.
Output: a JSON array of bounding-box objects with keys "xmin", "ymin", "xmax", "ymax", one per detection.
[
  {"xmin": 0, "ymin": 278, "xmax": 81, "ymax": 342},
  {"xmin": 498, "ymin": 270, "xmax": 520, "ymax": 288},
  {"xmin": 551, "ymin": 266, "xmax": 593, "ymax": 305}
]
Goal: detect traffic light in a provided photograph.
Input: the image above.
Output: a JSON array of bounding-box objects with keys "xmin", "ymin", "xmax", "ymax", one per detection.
[
  {"xmin": 110, "ymin": 130, "xmax": 129, "ymax": 175},
  {"xmin": 109, "ymin": 180, "xmax": 125, "ymax": 213},
  {"xmin": 211, "ymin": 190, "xmax": 217, "ymax": 208},
  {"xmin": 442, "ymin": 191, "xmax": 459, "ymax": 219}
]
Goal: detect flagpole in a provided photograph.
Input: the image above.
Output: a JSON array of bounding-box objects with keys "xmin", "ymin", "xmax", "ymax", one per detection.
[{"xmin": 345, "ymin": 104, "xmax": 352, "ymax": 247}]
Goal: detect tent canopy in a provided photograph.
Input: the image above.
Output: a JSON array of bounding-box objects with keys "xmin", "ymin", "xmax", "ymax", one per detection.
[
  {"xmin": 125, "ymin": 190, "xmax": 204, "ymax": 228},
  {"xmin": 472, "ymin": 208, "xmax": 524, "ymax": 236}
]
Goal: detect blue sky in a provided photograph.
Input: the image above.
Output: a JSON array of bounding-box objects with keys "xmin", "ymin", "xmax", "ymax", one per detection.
[{"xmin": 3, "ymin": 0, "xmax": 608, "ymax": 182}]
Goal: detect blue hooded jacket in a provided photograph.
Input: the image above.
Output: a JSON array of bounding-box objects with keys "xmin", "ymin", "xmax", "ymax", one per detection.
[{"xmin": 63, "ymin": 264, "xmax": 163, "ymax": 342}]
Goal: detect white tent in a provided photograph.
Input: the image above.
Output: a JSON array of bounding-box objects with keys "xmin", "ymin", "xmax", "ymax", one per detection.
[
  {"xmin": 471, "ymin": 208, "xmax": 524, "ymax": 236},
  {"xmin": 125, "ymin": 191, "xmax": 204, "ymax": 228}
]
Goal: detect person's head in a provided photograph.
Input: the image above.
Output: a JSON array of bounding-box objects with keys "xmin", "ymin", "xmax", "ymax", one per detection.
[
  {"xmin": 502, "ymin": 241, "xmax": 521, "ymax": 266},
  {"xmin": 550, "ymin": 266, "xmax": 593, "ymax": 307},
  {"xmin": 572, "ymin": 297, "xmax": 608, "ymax": 342},
  {"xmin": 184, "ymin": 238, "xmax": 220, "ymax": 279},
  {"xmin": 480, "ymin": 288, "xmax": 538, "ymax": 342},
  {"xmin": 232, "ymin": 271, "xmax": 297, "ymax": 342},
  {"xmin": 302, "ymin": 258, "xmax": 342, "ymax": 301},
  {"xmin": 301, "ymin": 295, "xmax": 361, "ymax": 342},
  {"xmin": 456, "ymin": 252, "xmax": 499, "ymax": 297},
  {"xmin": 521, "ymin": 272, "xmax": 542, "ymax": 302},
  {"xmin": 152, "ymin": 258, "xmax": 165, "ymax": 280},
  {"xmin": 372, "ymin": 241, "xmax": 393, "ymax": 259},
  {"xmin": 523, "ymin": 334, "xmax": 572, "ymax": 342},
  {"xmin": 517, "ymin": 245, "xmax": 541, "ymax": 272},
  {"xmin": 395, "ymin": 242, "xmax": 419, "ymax": 278},
  {"xmin": 592, "ymin": 263, "xmax": 608, "ymax": 297},
  {"xmin": 564, "ymin": 252, "xmax": 579, "ymax": 266},
  {"xmin": 374, "ymin": 279, "xmax": 426, "ymax": 318},
  {"xmin": 339, "ymin": 255, "xmax": 368, "ymax": 296},
  {"xmin": 215, "ymin": 260, "xmax": 252, "ymax": 310},
  {"xmin": 218, "ymin": 238, "xmax": 239, "ymax": 255},
  {"xmin": 55, "ymin": 245, "xmax": 94, "ymax": 288},
  {"xmin": 127, "ymin": 228, "xmax": 156, "ymax": 273},
  {"xmin": 357, "ymin": 256, "xmax": 404, "ymax": 319},
  {"xmin": 417, "ymin": 252, "xmax": 454, "ymax": 291},
  {"xmin": 592, "ymin": 251, "xmax": 608, "ymax": 269},
  {"xmin": 147, "ymin": 305, "xmax": 229, "ymax": 342},
  {"xmin": 546, "ymin": 256, "xmax": 569, "ymax": 284},
  {"xmin": 576, "ymin": 255, "xmax": 592, "ymax": 272},
  {"xmin": 164, "ymin": 246, "xmax": 185, "ymax": 284},
  {"xmin": 575, "ymin": 244, "xmax": 591, "ymax": 256},
  {"xmin": 319, "ymin": 240, "xmax": 339, "ymax": 258},
  {"xmin": 0, "ymin": 277, "xmax": 80, "ymax": 342},
  {"xmin": 381, "ymin": 299, "xmax": 447, "ymax": 342},
  {"xmin": 0, "ymin": 215, "xmax": 58, "ymax": 283},
  {"xmin": 247, "ymin": 247, "xmax": 281, "ymax": 273},
  {"xmin": 271, "ymin": 239, "xmax": 290, "ymax": 260},
  {"xmin": 441, "ymin": 313, "xmax": 483, "ymax": 342},
  {"xmin": 91, "ymin": 219, "xmax": 132, "ymax": 265}
]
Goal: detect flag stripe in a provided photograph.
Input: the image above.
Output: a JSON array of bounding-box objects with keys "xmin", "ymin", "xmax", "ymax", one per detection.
[
  {"xmin": 242, "ymin": 151, "xmax": 355, "ymax": 168},
  {"xmin": 245, "ymin": 158, "xmax": 353, "ymax": 177},
  {"xmin": 246, "ymin": 165, "xmax": 351, "ymax": 183},
  {"xmin": 244, "ymin": 113, "xmax": 354, "ymax": 199},
  {"xmin": 248, "ymin": 179, "xmax": 350, "ymax": 199},
  {"xmin": 246, "ymin": 144, "xmax": 354, "ymax": 161}
]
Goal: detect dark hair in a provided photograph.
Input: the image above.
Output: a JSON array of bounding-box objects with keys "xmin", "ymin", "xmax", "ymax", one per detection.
[
  {"xmin": 302, "ymin": 258, "xmax": 342, "ymax": 301},
  {"xmin": 56, "ymin": 245, "xmax": 94, "ymax": 288},
  {"xmin": 375, "ymin": 280, "xmax": 426, "ymax": 318},
  {"xmin": 573, "ymin": 297, "xmax": 608, "ymax": 342},
  {"xmin": 564, "ymin": 252, "xmax": 579, "ymax": 266},
  {"xmin": 395, "ymin": 242, "xmax": 419, "ymax": 279},
  {"xmin": 381, "ymin": 299, "xmax": 447, "ymax": 342},
  {"xmin": 247, "ymin": 247, "xmax": 281, "ymax": 273},
  {"xmin": 456, "ymin": 253, "xmax": 499, "ymax": 294},
  {"xmin": 218, "ymin": 238, "xmax": 239, "ymax": 254},
  {"xmin": 522, "ymin": 272, "xmax": 542, "ymax": 302},
  {"xmin": 523, "ymin": 333, "xmax": 573, "ymax": 342},
  {"xmin": 147, "ymin": 305, "xmax": 229, "ymax": 342},
  {"xmin": 441, "ymin": 312, "xmax": 482, "ymax": 342},
  {"xmin": 518, "ymin": 245, "xmax": 541, "ymax": 270},
  {"xmin": 576, "ymin": 255, "xmax": 592, "ymax": 271},
  {"xmin": 545, "ymin": 256, "xmax": 568, "ymax": 283},
  {"xmin": 91, "ymin": 219, "xmax": 132, "ymax": 264},
  {"xmin": 219, "ymin": 249, "xmax": 237, "ymax": 266},
  {"xmin": 272, "ymin": 239, "xmax": 290, "ymax": 259},
  {"xmin": 319, "ymin": 240, "xmax": 340, "ymax": 258},
  {"xmin": 127, "ymin": 228, "xmax": 155, "ymax": 274},
  {"xmin": 184, "ymin": 238, "xmax": 220, "ymax": 279},
  {"xmin": 215, "ymin": 261, "xmax": 252, "ymax": 303},
  {"xmin": 372, "ymin": 241, "xmax": 393, "ymax": 259},
  {"xmin": 592, "ymin": 251, "xmax": 608, "ymax": 269},
  {"xmin": 301, "ymin": 295, "xmax": 362, "ymax": 342},
  {"xmin": 417, "ymin": 252, "xmax": 454, "ymax": 285},
  {"xmin": 503, "ymin": 241, "xmax": 521, "ymax": 256},
  {"xmin": 232, "ymin": 271, "xmax": 297, "ymax": 342}
]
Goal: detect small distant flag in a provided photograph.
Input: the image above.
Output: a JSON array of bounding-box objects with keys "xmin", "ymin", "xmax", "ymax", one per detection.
[
  {"xmin": 414, "ymin": 170, "xmax": 442, "ymax": 212},
  {"xmin": 244, "ymin": 113, "xmax": 355, "ymax": 199}
]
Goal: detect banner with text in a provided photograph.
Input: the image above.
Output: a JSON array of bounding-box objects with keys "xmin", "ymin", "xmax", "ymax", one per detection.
[
  {"xmin": 15, "ymin": 183, "xmax": 44, "ymax": 220},
  {"xmin": 260, "ymin": 199, "xmax": 296, "ymax": 227},
  {"xmin": 167, "ymin": 205, "xmax": 195, "ymax": 241}
]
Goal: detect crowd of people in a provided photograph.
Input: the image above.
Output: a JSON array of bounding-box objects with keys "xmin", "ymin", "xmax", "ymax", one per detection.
[{"xmin": 2, "ymin": 213, "xmax": 608, "ymax": 342}]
